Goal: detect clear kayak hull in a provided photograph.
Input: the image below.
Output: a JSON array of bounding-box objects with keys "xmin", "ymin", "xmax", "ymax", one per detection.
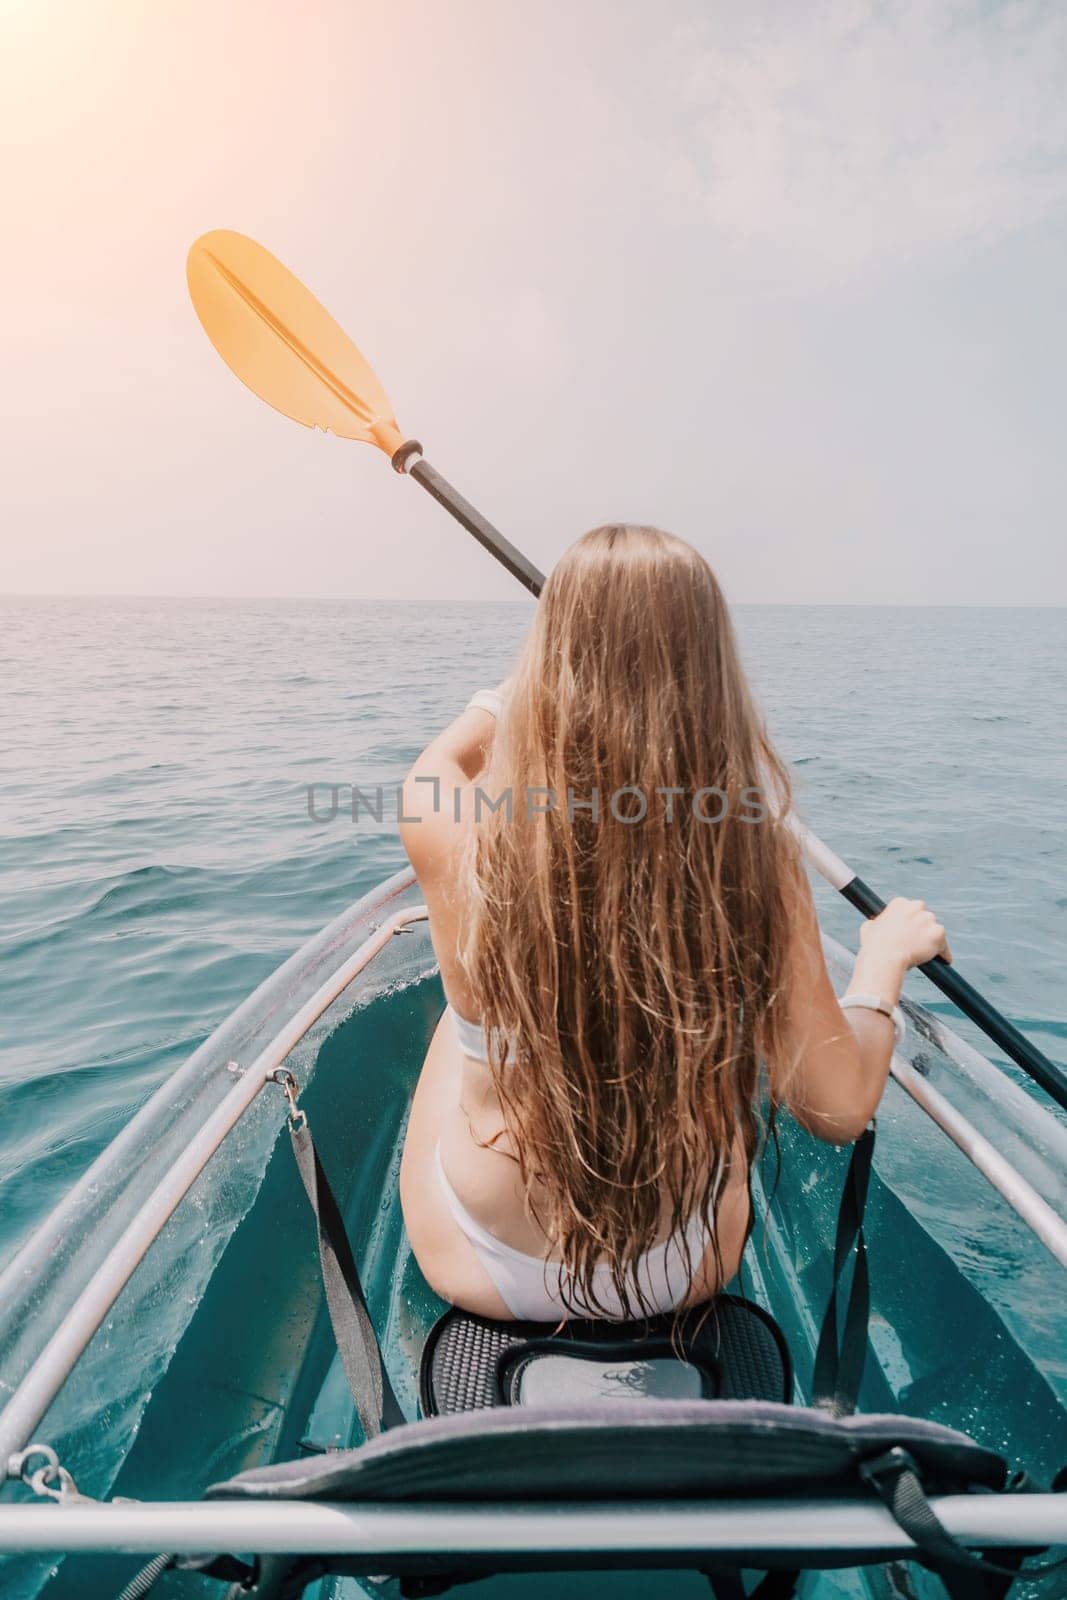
[{"xmin": 1, "ymin": 870, "xmax": 1064, "ymax": 1599}]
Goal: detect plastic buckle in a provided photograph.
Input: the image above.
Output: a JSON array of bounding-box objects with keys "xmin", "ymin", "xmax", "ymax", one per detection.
[{"xmin": 859, "ymin": 1444, "xmax": 919, "ymax": 1496}]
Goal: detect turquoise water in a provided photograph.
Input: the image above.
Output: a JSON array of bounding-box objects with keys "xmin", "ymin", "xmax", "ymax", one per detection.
[{"xmin": 1, "ymin": 596, "xmax": 1064, "ymax": 1274}]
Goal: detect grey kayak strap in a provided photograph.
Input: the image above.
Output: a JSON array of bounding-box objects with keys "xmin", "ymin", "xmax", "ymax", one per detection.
[
  {"xmin": 812, "ymin": 1124, "xmax": 874, "ymax": 1415},
  {"xmin": 861, "ymin": 1449, "xmax": 1066, "ymax": 1596},
  {"xmin": 288, "ymin": 1118, "xmax": 404, "ymax": 1438}
]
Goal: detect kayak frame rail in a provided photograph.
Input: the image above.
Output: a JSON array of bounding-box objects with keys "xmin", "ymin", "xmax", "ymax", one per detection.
[
  {"xmin": 0, "ymin": 1493, "xmax": 1064, "ymax": 1559},
  {"xmin": 889, "ymin": 1052, "xmax": 1067, "ymax": 1269},
  {"xmin": 0, "ymin": 903, "xmax": 431, "ymax": 1475}
]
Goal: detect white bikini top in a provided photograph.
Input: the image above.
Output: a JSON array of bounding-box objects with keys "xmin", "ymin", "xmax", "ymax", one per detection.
[{"xmin": 449, "ymin": 1003, "xmax": 516, "ymax": 1065}]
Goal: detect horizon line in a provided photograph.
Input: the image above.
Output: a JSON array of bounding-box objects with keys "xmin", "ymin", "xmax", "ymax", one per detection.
[{"xmin": 2, "ymin": 592, "xmax": 1066, "ymax": 610}]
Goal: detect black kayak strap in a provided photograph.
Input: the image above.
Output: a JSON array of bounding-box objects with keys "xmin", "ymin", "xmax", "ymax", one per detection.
[
  {"xmin": 704, "ymin": 1569, "xmax": 799, "ymax": 1600},
  {"xmin": 288, "ymin": 1116, "xmax": 404, "ymax": 1438},
  {"xmin": 288, "ymin": 1106, "xmax": 874, "ymax": 1434},
  {"xmin": 812, "ymin": 1123, "xmax": 875, "ymax": 1414}
]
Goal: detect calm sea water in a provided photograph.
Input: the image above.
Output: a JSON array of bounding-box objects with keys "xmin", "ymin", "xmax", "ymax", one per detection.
[{"xmin": 1, "ymin": 597, "xmax": 1065, "ymax": 1274}]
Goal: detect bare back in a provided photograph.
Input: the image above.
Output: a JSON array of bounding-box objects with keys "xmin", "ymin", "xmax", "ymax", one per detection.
[{"xmin": 396, "ymin": 701, "xmax": 898, "ymax": 1318}]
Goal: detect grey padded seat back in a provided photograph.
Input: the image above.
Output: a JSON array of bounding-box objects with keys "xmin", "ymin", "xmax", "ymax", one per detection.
[{"xmin": 207, "ymin": 1400, "xmax": 1007, "ymax": 1505}]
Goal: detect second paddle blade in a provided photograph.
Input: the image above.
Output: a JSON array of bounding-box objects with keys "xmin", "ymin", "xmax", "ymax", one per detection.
[{"xmin": 187, "ymin": 229, "xmax": 404, "ymax": 455}]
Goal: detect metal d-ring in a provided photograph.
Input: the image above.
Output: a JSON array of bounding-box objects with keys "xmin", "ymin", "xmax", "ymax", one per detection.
[
  {"xmin": 9, "ymin": 1442, "xmax": 59, "ymax": 1487},
  {"xmin": 9, "ymin": 1442, "xmax": 84, "ymax": 1502},
  {"xmin": 270, "ymin": 1067, "xmax": 307, "ymax": 1130}
]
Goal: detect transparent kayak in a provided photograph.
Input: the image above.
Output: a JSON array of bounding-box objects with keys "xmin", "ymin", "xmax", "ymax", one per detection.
[{"xmin": 0, "ymin": 866, "xmax": 1064, "ymax": 1600}]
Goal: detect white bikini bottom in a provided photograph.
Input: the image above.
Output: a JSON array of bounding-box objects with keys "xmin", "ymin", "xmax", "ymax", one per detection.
[{"xmin": 434, "ymin": 1143, "xmax": 713, "ymax": 1322}]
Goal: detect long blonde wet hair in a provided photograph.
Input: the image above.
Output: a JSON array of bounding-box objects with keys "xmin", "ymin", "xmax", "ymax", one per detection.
[{"xmin": 461, "ymin": 525, "xmax": 800, "ymax": 1316}]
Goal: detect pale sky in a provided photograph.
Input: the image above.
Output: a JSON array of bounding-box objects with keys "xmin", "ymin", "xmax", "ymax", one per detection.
[{"xmin": 3, "ymin": 0, "xmax": 1066, "ymax": 603}]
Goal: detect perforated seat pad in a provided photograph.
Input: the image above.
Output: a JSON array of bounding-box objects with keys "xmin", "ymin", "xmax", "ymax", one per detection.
[
  {"xmin": 422, "ymin": 1295, "xmax": 791, "ymax": 1415},
  {"xmin": 207, "ymin": 1401, "xmax": 1007, "ymax": 1504}
]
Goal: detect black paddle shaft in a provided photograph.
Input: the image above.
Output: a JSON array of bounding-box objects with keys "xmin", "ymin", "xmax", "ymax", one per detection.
[
  {"xmin": 409, "ymin": 457, "xmax": 545, "ymax": 597},
  {"xmin": 405, "ymin": 454, "xmax": 1067, "ymax": 1113}
]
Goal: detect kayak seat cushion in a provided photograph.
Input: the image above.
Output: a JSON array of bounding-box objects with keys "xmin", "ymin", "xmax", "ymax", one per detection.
[
  {"xmin": 206, "ymin": 1400, "xmax": 1007, "ymax": 1504},
  {"xmin": 420, "ymin": 1293, "xmax": 792, "ymax": 1416}
]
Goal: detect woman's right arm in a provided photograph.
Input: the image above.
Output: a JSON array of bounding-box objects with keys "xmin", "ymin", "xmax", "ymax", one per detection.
[{"xmin": 781, "ymin": 867, "xmax": 949, "ymax": 1144}]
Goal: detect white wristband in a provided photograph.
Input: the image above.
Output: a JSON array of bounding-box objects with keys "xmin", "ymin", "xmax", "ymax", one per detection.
[
  {"xmin": 839, "ymin": 993, "xmax": 906, "ymax": 1049},
  {"xmin": 466, "ymin": 689, "xmax": 504, "ymax": 719}
]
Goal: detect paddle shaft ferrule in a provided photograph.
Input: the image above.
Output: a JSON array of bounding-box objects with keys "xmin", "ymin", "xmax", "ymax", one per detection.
[
  {"xmin": 403, "ymin": 455, "xmax": 545, "ymax": 598},
  {"xmin": 840, "ymin": 875, "xmax": 1067, "ymax": 1113}
]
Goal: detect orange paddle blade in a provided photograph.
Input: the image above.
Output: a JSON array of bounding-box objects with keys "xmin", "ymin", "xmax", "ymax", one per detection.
[{"xmin": 187, "ymin": 229, "xmax": 405, "ymax": 456}]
